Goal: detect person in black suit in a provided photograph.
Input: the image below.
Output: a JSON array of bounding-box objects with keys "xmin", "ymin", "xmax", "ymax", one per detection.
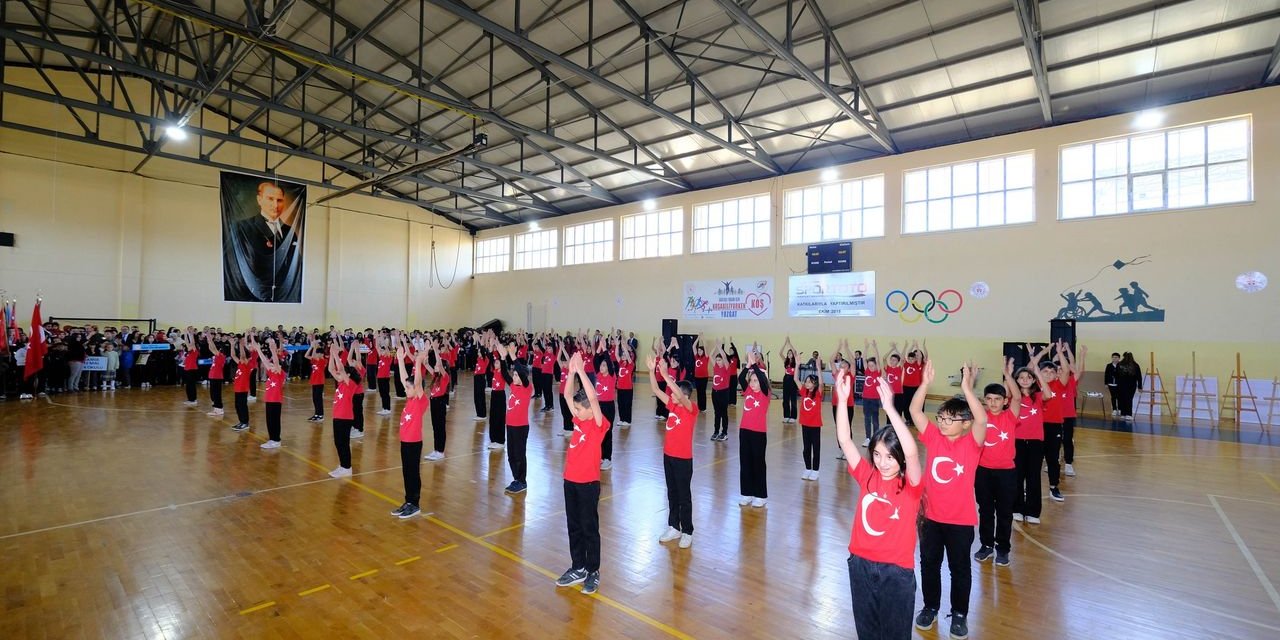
[{"xmin": 224, "ymin": 181, "xmax": 302, "ymax": 302}]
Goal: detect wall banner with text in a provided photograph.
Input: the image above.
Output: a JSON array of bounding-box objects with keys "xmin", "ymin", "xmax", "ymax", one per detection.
[
  {"xmin": 683, "ymin": 277, "xmax": 774, "ymax": 320},
  {"xmin": 788, "ymin": 271, "xmax": 876, "ymax": 317}
]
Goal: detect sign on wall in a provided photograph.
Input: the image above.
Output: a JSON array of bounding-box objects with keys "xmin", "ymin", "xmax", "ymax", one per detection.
[
  {"xmin": 684, "ymin": 277, "xmax": 774, "ymax": 320},
  {"xmin": 789, "ymin": 271, "xmax": 876, "ymax": 317}
]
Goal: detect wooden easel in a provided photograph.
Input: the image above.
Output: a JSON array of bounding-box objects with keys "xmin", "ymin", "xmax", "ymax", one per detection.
[
  {"xmin": 1141, "ymin": 351, "xmax": 1175, "ymax": 420},
  {"xmin": 1256, "ymin": 376, "xmax": 1279, "ymax": 430},
  {"xmin": 1218, "ymin": 353, "xmax": 1265, "ymax": 427},
  {"xmin": 1178, "ymin": 351, "xmax": 1217, "ymax": 422}
]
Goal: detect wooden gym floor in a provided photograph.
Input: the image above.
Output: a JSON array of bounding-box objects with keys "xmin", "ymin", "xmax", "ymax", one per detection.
[{"xmin": 1, "ymin": 375, "xmax": 1278, "ymax": 639}]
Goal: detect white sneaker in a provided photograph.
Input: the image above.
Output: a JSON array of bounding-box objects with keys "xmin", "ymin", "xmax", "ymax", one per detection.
[
  {"xmin": 329, "ymin": 466, "xmax": 352, "ymax": 478},
  {"xmin": 19, "ymin": 393, "xmax": 33, "ymax": 400},
  {"xmin": 738, "ymin": 495, "xmax": 752, "ymax": 506},
  {"xmin": 751, "ymin": 498, "xmax": 767, "ymax": 508},
  {"xmin": 377, "ymin": 409, "xmax": 392, "ymax": 416},
  {"xmin": 861, "ymin": 438, "xmax": 870, "ymax": 447},
  {"xmin": 1025, "ymin": 516, "xmax": 1041, "ymax": 524},
  {"xmin": 1112, "ymin": 409, "xmax": 1120, "ymax": 416},
  {"xmin": 207, "ymin": 409, "xmax": 224, "ymax": 417},
  {"xmin": 487, "ymin": 442, "xmax": 504, "ymax": 450},
  {"xmin": 1064, "ymin": 463, "xmax": 1076, "ymax": 477},
  {"xmin": 806, "ymin": 470, "xmax": 819, "ymax": 481},
  {"xmin": 248, "ymin": 396, "xmax": 257, "ymax": 402},
  {"xmin": 619, "ymin": 421, "xmax": 630, "ymax": 428},
  {"xmin": 678, "ymin": 534, "xmax": 693, "ymax": 549},
  {"xmin": 473, "ymin": 415, "xmax": 485, "ymax": 421},
  {"xmin": 424, "ymin": 451, "xmax": 445, "ymax": 461},
  {"xmin": 349, "ymin": 428, "xmax": 363, "ymax": 439},
  {"xmin": 183, "ymin": 400, "xmax": 198, "ymax": 406},
  {"xmin": 260, "ymin": 440, "xmax": 281, "ymax": 449},
  {"xmin": 659, "ymin": 527, "xmax": 681, "ymax": 543},
  {"xmin": 1012, "ymin": 513, "xmax": 1024, "ymax": 522},
  {"xmin": 600, "ymin": 459, "xmax": 613, "ymax": 470}
]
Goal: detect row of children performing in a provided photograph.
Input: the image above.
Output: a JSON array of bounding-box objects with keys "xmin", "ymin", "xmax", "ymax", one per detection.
[{"xmin": 191, "ymin": 325, "xmax": 1084, "ymax": 637}]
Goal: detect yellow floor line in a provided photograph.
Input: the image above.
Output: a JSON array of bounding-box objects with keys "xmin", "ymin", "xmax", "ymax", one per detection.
[
  {"xmin": 298, "ymin": 584, "xmax": 331, "ymax": 597},
  {"xmin": 238, "ymin": 601, "xmax": 276, "ymax": 615},
  {"xmin": 1260, "ymin": 472, "xmax": 1280, "ymax": 494},
  {"xmin": 434, "ymin": 544, "xmax": 458, "ymax": 554},
  {"xmin": 348, "ymin": 569, "xmax": 379, "ymax": 580},
  {"xmin": 396, "ymin": 555, "xmax": 423, "ymax": 565}
]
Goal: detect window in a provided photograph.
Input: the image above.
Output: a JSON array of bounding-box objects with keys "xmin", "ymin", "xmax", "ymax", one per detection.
[
  {"xmin": 783, "ymin": 175, "xmax": 885, "ymax": 244},
  {"xmin": 1059, "ymin": 116, "xmax": 1251, "ymax": 219},
  {"xmin": 514, "ymin": 229, "xmax": 557, "ymax": 270},
  {"xmin": 903, "ymin": 152, "xmax": 1034, "ymax": 234},
  {"xmin": 474, "ymin": 236, "xmax": 509, "ymax": 274},
  {"xmin": 562, "ymin": 220, "xmax": 614, "ymax": 266},
  {"xmin": 692, "ymin": 194, "xmax": 771, "ymax": 253},
  {"xmin": 621, "ymin": 208, "xmax": 683, "ymax": 260}
]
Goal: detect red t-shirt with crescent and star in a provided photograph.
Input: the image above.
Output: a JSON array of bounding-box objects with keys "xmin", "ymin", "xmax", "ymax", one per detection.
[
  {"xmin": 564, "ymin": 414, "xmax": 610, "ymax": 483},
  {"xmin": 800, "ymin": 387, "xmax": 824, "ymax": 427},
  {"xmin": 739, "ymin": 387, "xmax": 770, "ymax": 432},
  {"xmin": 399, "ymin": 395, "xmax": 429, "ymax": 443},
  {"xmin": 978, "ymin": 410, "xmax": 1018, "ymax": 470},
  {"xmin": 663, "ymin": 397, "xmax": 698, "ymax": 459},
  {"xmin": 1016, "ymin": 392, "xmax": 1045, "ymax": 440},
  {"xmin": 920, "ymin": 423, "xmax": 981, "ymax": 526},
  {"xmin": 848, "ymin": 461, "xmax": 923, "ymax": 570},
  {"xmin": 506, "ymin": 382, "xmax": 533, "ymax": 427}
]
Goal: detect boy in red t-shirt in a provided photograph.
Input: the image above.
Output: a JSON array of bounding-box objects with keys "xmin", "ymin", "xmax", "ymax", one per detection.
[
  {"xmin": 500, "ymin": 344, "xmax": 534, "ymax": 494},
  {"xmin": 392, "ymin": 339, "xmax": 429, "ymax": 518},
  {"xmin": 795, "ymin": 357, "xmax": 824, "ymax": 480},
  {"xmin": 555, "ymin": 352, "xmax": 610, "ymax": 595},
  {"xmin": 255, "ymin": 337, "xmax": 287, "ymax": 449},
  {"xmin": 1045, "ymin": 341, "xmax": 1086, "ymax": 500},
  {"xmin": 305, "ymin": 338, "xmax": 326, "ymax": 422},
  {"xmin": 650, "ymin": 356, "xmax": 698, "ymax": 548},
  {"xmin": 908, "ymin": 361, "xmax": 988, "ymax": 640},
  {"xmin": 975, "ymin": 358, "xmax": 1020, "ymax": 568}
]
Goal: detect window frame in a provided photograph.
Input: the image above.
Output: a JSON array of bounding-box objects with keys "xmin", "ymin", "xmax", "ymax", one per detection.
[
  {"xmin": 691, "ymin": 193, "xmax": 772, "ymax": 254},
  {"xmin": 561, "ymin": 219, "xmax": 615, "ymax": 267},
  {"xmin": 473, "ymin": 236, "xmax": 510, "ymax": 275},
  {"xmin": 901, "ymin": 151, "xmax": 1036, "ymax": 235},
  {"xmin": 513, "ymin": 228, "xmax": 558, "ymax": 271},
  {"xmin": 620, "ymin": 207, "xmax": 685, "ymax": 261},
  {"xmin": 782, "ymin": 174, "xmax": 886, "ymax": 245}
]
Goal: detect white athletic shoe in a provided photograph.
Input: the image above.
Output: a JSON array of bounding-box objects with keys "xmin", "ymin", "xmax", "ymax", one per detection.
[
  {"xmin": 1025, "ymin": 516, "xmax": 1041, "ymax": 525},
  {"xmin": 377, "ymin": 409, "xmax": 392, "ymax": 416},
  {"xmin": 473, "ymin": 415, "xmax": 485, "ymax": 421},
  {"xmin": 424, "ymin": 451, "xmax": 445, "ymax": 461},
  {"xmin": 751, "ymin": 498, "xmax": 767, "ymax": 508},
  {"xmin": 600, "ymin": 459, "xmax": 613, "ymax": 471},
  {"xmin": 659, "ymin": 527, "xmax": 681, "ymax": 543},
  {"xmin": 350, "ymin": 428, "xmax": 363, "ymax": 439},
  {"xmin": 861, "ymin": 438, "xmax": 870, "ymax": 447},
  {"xmin": 803, "ymin": 470, "xmax": 817, "ymax": 481},
  {"xmin": 19, "ymin": 393, "xmax": 33, "ymax": 400},
  {"xmin": 183, "ymin": 400, "xmax": 198, "ymax": 406},
  {"xmin": 738, "ymin": 495, "xmax": 752, "ymax": 506},
  {"xmin": 260, "ymin": 440, "xmax": 281, "ymax": 449},
  {"xmin": 1012, "ymin": 513, "xmax": 1024, "ymax": 522},
  {"xmin": 619, "ymin": 421, "xmax": 630, "ymax": 428},
  {"xmin": 1065, "ymin": 463, "xmax": 1076, "ymax": 477},
  {"xmin": 678, "ymin": 534, "xmax": 693, "ymax": 549},
  {"xmin": 248, "ymin": 396, "xmax": 257, "ymax": 402},
  {"xmin": 207, "ymin": 409, "xmax": 224, "ymax": 417},
  {"xmin": 328, "ymin": 466, "xmax": 352, "ymax": 478},
  {"xmin": 487, "ymin": 442, "xmax": 504, "ymax": 450}
]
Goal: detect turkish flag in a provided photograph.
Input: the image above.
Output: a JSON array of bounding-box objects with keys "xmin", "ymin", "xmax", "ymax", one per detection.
[{"xmin": 24, "ymin": 300, "xmax": 46, "ymax": 380}]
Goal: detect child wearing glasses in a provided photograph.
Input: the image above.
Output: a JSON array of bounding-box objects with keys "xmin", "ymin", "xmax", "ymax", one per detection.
[{"xmin": 908, "ymin": 360, "xmax": 987, "ymax": 640}]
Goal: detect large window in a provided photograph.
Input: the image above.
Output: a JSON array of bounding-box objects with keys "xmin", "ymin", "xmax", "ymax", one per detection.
[
  {"xmin": 474, "ymin": 236, "xmax": 509, "ymax": 274},
  {"xmin": 514, "ymin": 229, "xmax": 557, "ymax": 270},
  {"xmin": 903, "ymin": 152, "xmax": 1034, "ymax": 234},
  {"xmin": 783, "ymin": 176, "xmax": 885, "ymax": 244},
  {"xmin": 563, "ymin": 220, "xmax": 614, "ymax": 266},
  {"xmin": 692, "ymin": 194, "xmax": 771, "ymax": 253},
  {"xmin": 621, "ymin": 208, "xmax": 683, "ymax": 260},
  {"xmin": 1059, "ymin": 117, "xmax": 1251, "ymax": 218}
]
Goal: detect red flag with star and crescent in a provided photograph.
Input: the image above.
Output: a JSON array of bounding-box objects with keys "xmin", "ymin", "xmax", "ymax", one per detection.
[{"xmin": 24, "ymin": 300, "xmax": 46, "ymax": 380}]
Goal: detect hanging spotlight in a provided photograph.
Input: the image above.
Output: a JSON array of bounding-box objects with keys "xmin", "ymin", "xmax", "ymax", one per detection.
[{"xmin": 165, "ymin": 125, "xmax": 188, "ymax": 141}]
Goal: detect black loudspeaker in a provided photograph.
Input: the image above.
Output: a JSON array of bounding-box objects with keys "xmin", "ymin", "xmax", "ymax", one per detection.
[
  {"xmin": 1049, "ymin": 319, "xmax": 1077, "ymax": 355},
  {"xmin": 661, "ymin": 318, "xmax": 678, "ymax": 343},
  {"xmin": 0, "ymin": 232, "xmax": 14, "ymax": 247},
  {"xmin": 478, "ymin": 319, "xmax": 504, "ymax": 335},
  {"xmin": 674, "ymin": 334, "xmax": 698, "ymax": 377},
  {"xmin": 1003, "ymin": 342, "xmax": 1050, "ymax": 371}
]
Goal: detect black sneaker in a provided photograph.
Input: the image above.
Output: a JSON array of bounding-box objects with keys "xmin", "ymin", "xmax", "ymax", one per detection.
[
  {"xmin": 398, "ymin": 504, "xmax": 420, "ymax": 519},
  {"xmin": 390, "ymin": 503, "xmax": 409, "ymax": 516},
  {"xmin": 914, "ymin": 607, "xmax": 938, "ymax": 631},
  {"xmin": 995, "ymin": 550, "xmax": 1010, "ymax": 566},
  {"xmin": 973, "ymin": 546, "xmax": 994, "ymax": 562},
  {"xmin": 231, "ymin": 423, "xmax": 249, "ymax": 432},
  {"xmin": 1050, "ymin": 487, "xmax": 1065, "ymax": 502},
  {"xmin": 949, "ymin": 613, "xmax": 969, "ymax": 639},
  {"xmin": 555, "ymin": 568, "xmax": 587, "ymax": 587},
  {"xmin": 581, "ymin": 571, "xmax": 600, "ymax": 595},
  {"xmin": 504, "ymin": 481, "xmax": 527, "ymax": 494}
]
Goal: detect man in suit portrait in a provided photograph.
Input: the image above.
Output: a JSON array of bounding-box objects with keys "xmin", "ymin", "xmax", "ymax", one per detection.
[{"xmin": 223, "ymin": 176, "xmax": 305, "ymax": 303}]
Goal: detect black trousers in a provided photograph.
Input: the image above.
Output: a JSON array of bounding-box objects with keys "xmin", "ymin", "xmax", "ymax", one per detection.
[
  {"xmin": 489, "ymin": 389, "xmax": 507, "ymax": 444},
  {"xmin": 899, "ymin": 386, "xmax": 918, "ymax": 422},
  {"xmin": 919, "ymin": 518, "xmax": 975, "ymax": 615},
  {"xmin": 739, "ymin": 429, "xmax": 768, "ymax": 498},
  {"xmin": 430, "ymin": 395, "xmax": 447, "ymax": 453},
  {"xmin": 559, "ymin": 396, "xmax": 574, "ymax": 433},
  {"xmin": 802, "ymin": 426, "xmax": 821, "ymax": 471},
  {"xmin": 184, "ymin": 370, "xmax": 198, "ymax": 402},
  {"xmin": 473, "ymin": 375, "xmax": 488, "ymax": 418},
  {"xmin": 401, "ymin": 441, "xmax": 423, "ymax": 505},
  {"xmin": 393, "ymin": 370, "xmax": 406, "ymax": 398},
  {"xmin": 234, "ymin": 391, "xmax": 249, "ymax": 425},
  {"xmin": 365, "ymin": 364, "xmax": 377, "ymax": 391},
  {"xmin": 266, "ymin": 402, "xmax": 282, "ymax": 442},
  {"xmin": 541, "ymin": 372, "xmax": 555, "ymax": 408},
  {"xmin": 862, "ymin": 398, "xmax": 882, "ymax": 439},
  {"xmin": 831, "ymin": 403, "xmax": 854, "ymax": 429},
  {"xmin": 352, "ymin": 394, "xmax": 365, "ymax": 432},
  {"xmin": 1014, "ymin": 438, "xmax": 1044, "ymax": 518},
  {"xmin": 311, "ymin": 384, "xmax": 324, "ymax": 416},
  {"xmin": 532, "ymin": 371, "xmax": 545, "ymax": 403},
  {"xmin": 1062, "ymin": 417, "xmax": 1076, "ymax": 464},
  {"xmin": 1117, "ymin": 384, "xmax": 1138, "ymax": 417},
  {"xmin": 209, "ymin": 380, "xmax": 223, "ymax": 409},
  {"xmin": 378, "ymin": 377, "xmax": 391, "ymax": 411},
  {"xmin": 1044, "ymin": 422, "xmax": 1064, "ymax": 486},
  {"xmin": 249, "ymin": 371, "xmax": 257, "ymax": 398},
  {"xmin": 332, "ymin": 418, "xmax": 353, "ymax": 468},
  {"xmin": 848, "ymin": 553, "xmax": 916, "ymax": 640},
  {"xmin": 656, "ymin": 381, "xmax": 669, "ymax": 418},
  {"xmin": 695, "ymin": 377, "xmax": 708, "ymax": 411},
  {"xmin": 507, "ymin": 426, "xmax": 528, "ymax": 483},
  {"xmin": 728, "ymin": 373, "xmax": 739, "ymax": 405},
  {"xmin": 600, "ymin": 401, "xmax": 615, "ymax": 461},
  {"xmin": 976, "ymin": 466, "xmax": 1017, "ymax": 553},
  {"xmin": 782, "ymin": 376, "xmax": 798, "ymax": 420},
  {"xmin": 1108, "ymin": 385, "xmax": 1120, "ymax": 411},
  {"xmin": 617, "ymin": 389, "xmax": 633, "ymax": 424},
  {"xmin": 564, "ymin": 480, "xmax": 602, "ymax": 572},
  {"xmin": 664, "ymin": 455, "xmax": 694, "ymax": 534},
  {"xmin": 712, "ymin": 388, "xmax": 729, "ymax": 436}
]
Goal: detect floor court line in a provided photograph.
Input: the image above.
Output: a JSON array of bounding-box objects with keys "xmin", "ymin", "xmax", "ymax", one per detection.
[
  {"xmin": 1259, "ymin": 472, "xmax": 1280, "ymax": 494},
  {"xmin": 1208, "ymin": 494, "xmax": 1280, "ymax": 618}
]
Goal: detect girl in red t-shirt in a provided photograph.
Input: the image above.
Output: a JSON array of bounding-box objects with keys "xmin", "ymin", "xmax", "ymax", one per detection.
[
  {"xmin": 230, "ymin": 337, "xmax": 254, "ymax": 432},
  {"xmin": 901, "ymin": 339, "xmax": 928, "ymax": 425},
  {"xmin": 556, "ymin": 352, "xmax": 609, "ymax": 595},
  {"xmin": 1014, "ymin": 344, "xmax": 1053, "ymax": 524},
  {"xmin": 205, "ymin": 333, "xmax": 227, "ymax": 417},
  {"xmin": 1045, "ymin": 341, "xmax": 1086, "ymax": 502},
  {"xmin": 780, "ymin": 336, "xmax": 799, "ymax": 424},
  {"xmin": 593, "ymin": 339, "xmax": 618, "ymax": 470},
  {"xmin": 181, "ymin": 328, "xmax": 200, "ymax": 406},
  {"xmin": 692, "ymin": 334, "xmax": 710, "ymax": 412},
  {"xmin": 737, "ymin": 350, "xmax": 772, "ymax": 508},
  {"xmin": 614, "ymin": 340, "xmax": 635, "ymax": 426},
  {"xmin": 486, "ymin": 335, "xmax": 508, "ymax": 450},
  {"xmin": 795, "ymin": 357, "xmax": 824, "ymax": 480},
  {"xmin": 862, "ymin": 339, "xmax": 885, "ymax": 445},
  {"xmin": 345, "ymin": 340, "xmax": 367, "ymax": 439},
  {"xmin": 710, "ymin": 341, "xmax": 732, "ymax": 441},
  {"xmin": 473, "ymin": 340, "xmax": 490, "ymax": 422},
  {"xmin": 500, "ymin": 344, "xmax": 535, "ymax": 494},
  {"xmin": 326, "ymin": 342, "xmax": 362, "ymax": 478},
  {"xmin": 255, "ymin": 337, "xmax": 287, "ymax": 449},
  {"xmin": 392, "ymin": 337, "xmax": 428, "ymax": 518},
  {"xmin": 650, "ymin": 356, "xmax": 698, "ymax": 548},
  {"xmin": 726, "ymin": 342, "xmax": 741, "ymax": 406},
  {"xmin": 375, "ymin": 334, "xmax": 394, "ymax": 415},
  {"xmin": 833, "ymin": 371, "xmax": 923, "ymax": 640},
  {"xmin": 305, "ymin": 338, "xmax": 326, "ymax": 421},
  {"xmin": 423, "ymin": 341, "xmax": 452, "ymax": 461}
]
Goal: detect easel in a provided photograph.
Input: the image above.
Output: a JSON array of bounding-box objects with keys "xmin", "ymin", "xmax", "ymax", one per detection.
[
  {"xmin": 1177, "ymin": 351, "xmax": 1217, "ymax": 422},
  {"xmin": 1218, "ymin": 353, "xmax": 1265, "ymax": 428},
  {"xmin": 1141, "ymin": 351, "xmax": 1175, "ymax": 420},
  {"xmin": 1260, "ymin": 377, "xmax": 1280, "ymax": 428}
]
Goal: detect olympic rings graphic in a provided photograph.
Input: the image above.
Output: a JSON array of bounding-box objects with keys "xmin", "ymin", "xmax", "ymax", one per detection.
[{"xmin": 885, "ymin": 288, "xmax": 964, "ymax": 324}]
